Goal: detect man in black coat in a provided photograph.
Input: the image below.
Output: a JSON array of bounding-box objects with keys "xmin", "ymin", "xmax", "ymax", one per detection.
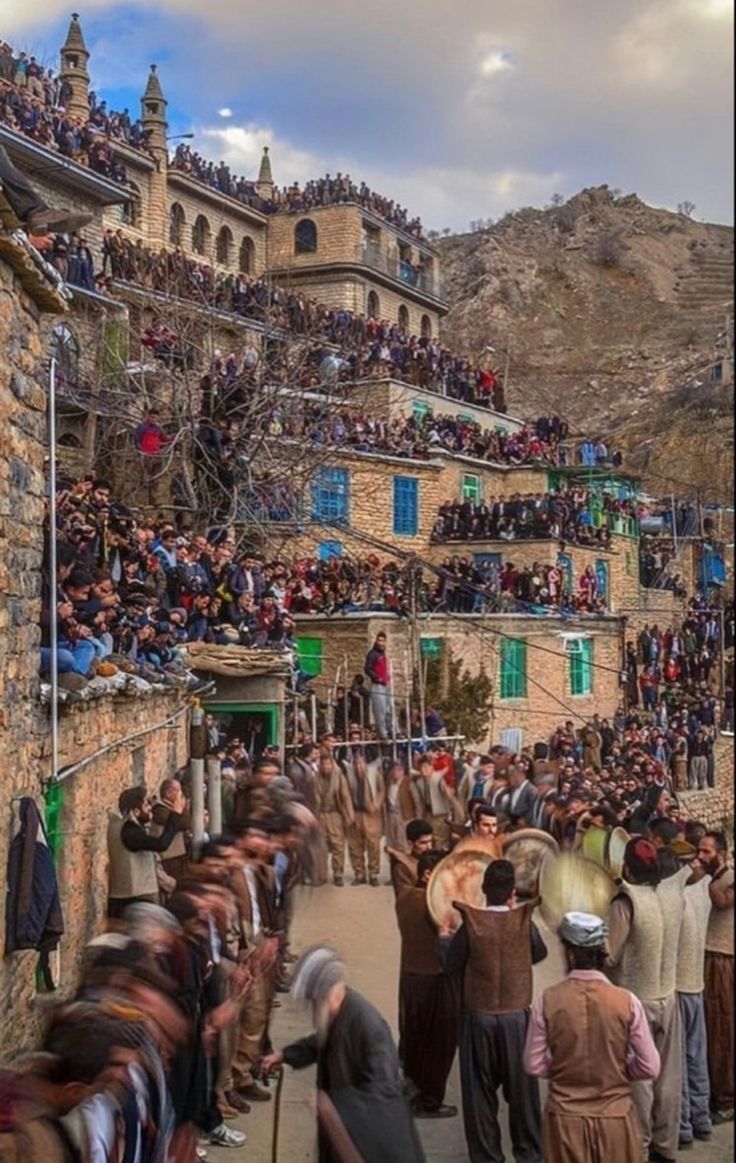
[{"xmin": 263, "ymin": 946, "xmax": 426, "ymax": 1162}]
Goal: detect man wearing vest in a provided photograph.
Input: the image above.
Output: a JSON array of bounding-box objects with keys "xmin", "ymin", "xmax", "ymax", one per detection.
[
  {"xmin": 106, "ymin": 785, "xmax": 186, "ymax": 919},
  {"xmin": 396, "ymin": 851, "xmax": 460, "ymax": 1120},
  {"xmin": 344, "ymin": 749, "xmax": 385, "ymax": 886},
  {"xmin": 524, "ymin": 910, "xmax": 660, "ymax": 1162},
  {"xmin": 150, "ymin": 776, "xmax": 192, "ymax": 884},
  {"xmin": 676, "ymin": 856, "xmax": 713, "ymax": 1147},
  {"xmin": 412, "ymin": 754, "xmax": 456, "ymax": 849},
  {"xmin": 606, "ymin": 837, "xmax": 686, "ymax": 1163},
  {"xmin": 441, "ymin": 859, "xmax": 547, "ymax": 1163},
  {"xmin": 305, "ymin": 750, "xmax": 354, "ymax": 886},
  {"xmin": 696, "ymin": 830, "xmax": 734, "ymax": 1123}
]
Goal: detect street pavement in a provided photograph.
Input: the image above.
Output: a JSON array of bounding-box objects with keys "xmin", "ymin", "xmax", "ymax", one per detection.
[{"xmin": 210, "ymin": 875, "xmax": 733, "ymax": 1162}]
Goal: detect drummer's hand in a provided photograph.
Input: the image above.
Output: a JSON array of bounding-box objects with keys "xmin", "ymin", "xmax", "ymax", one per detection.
[
  {"xmin": 438, "ymin": 923, "xmax": 452, "ymax": 938},
  {"xmin": 261, "ymin": 1050, "xmax": 284, "ymax": 1073}
]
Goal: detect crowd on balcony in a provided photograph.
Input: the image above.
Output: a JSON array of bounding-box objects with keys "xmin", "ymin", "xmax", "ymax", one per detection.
[
  {"xmin": 0, "ymin": 38, "xmax": 153, "ymax": 181},
  {"xmin": 273, "ymin": 173, "xmax": 424, "ymax": 237},
  {"xmin": 434, "ymin": 555, "xmax": 608, "ymax": 616},
  {"xmin": 430, "ymin": 485, "xmax": 637, "ymax": 547},
  {"xmin": 169, "ymin": 143, "xmax": 270, "ymax": 211},
  {"xmin": 269, "ymin": 405, "xmax": 563, "ymax": 468}
]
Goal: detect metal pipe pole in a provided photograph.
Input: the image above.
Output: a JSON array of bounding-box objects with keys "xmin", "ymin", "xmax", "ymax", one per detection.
[
  {"xmin": 311, "ymin": 693, "xmax": 318, "ymax": 741},
  {"xmin": 671, "ymin": 493, "xmax": 678, "ymax": 557},
  {"xmin": 49, "ymin": 359, "xmax": 59, "ymax": 784},
  {"xmin": 206, "ymin": 755, "xmax": 222, "ymax": 836},
  {"xmin": 190, "ymin": 703, "xmax": 206, "ymax": 851}
]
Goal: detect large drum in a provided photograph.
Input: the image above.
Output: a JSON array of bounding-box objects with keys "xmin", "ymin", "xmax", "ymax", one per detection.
[
  {"xmin": 539, "ymin": 851, "xmax": 617, "ymax": 930},
  {"xmin": 581, "ymin": 824, "xmax": 610, "ymax": 870},
  {"xmin": 426, "ymin": 847, "xmax": 495, "ymax": 934},
  {"xmin": 501, "ymin": 829, "xmax": 559, "ymax": 897},
  {"xmin": 607, "ymin": 827, "xmax": 629, "ymax": 880}
]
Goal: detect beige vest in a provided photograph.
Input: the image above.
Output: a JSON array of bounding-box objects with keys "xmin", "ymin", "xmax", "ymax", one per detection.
[
  {"xmin": 611, "ymin": 878, "xmax": 684, "ymax": 1001},
  {"xmin": 543, "ymin": 974, "xmax": 633, "ymax": 1116},
  {"xmin": 149, "ymin": 801, "xmax": 187, "ymax": 861},
  {"xmin": 415, "ymin": 771, "xmax": 448, "ymax": 817},
  {"xmin": 344, "ymin": 758, "xmax": 383, "ymax": 813},
  {"xmin": 706, "ymin": 866, "xmax": 734, "ymax": 955},
  {"xmin": 677, "ymin": 877, "xmax": 712, "ymax": 993},
  {"xmin": 107, "ymin": 812, "xmax": 159, "ymax": 899}
]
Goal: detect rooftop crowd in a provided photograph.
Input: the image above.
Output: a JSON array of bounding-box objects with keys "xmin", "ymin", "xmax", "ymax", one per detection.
[
  {"xmin": 431, "ymin": 484, "xmax": 637, "ymax": 546},
  {"xmin": 433, "ymin": 555, "xmax": 609, "ymax": 616},
  {"xmin": 271, "ymin": 173, "xmax": 425, "ymax": 237},
  {"xmin": 0, "ymin": 40, "xmax": 153, "ymax": 181}
]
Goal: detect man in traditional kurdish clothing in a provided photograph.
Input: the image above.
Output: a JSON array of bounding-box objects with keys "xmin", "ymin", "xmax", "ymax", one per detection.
[
  {"xmin": 396, "ymin": 851, "xmax": 460, "ymax": 1119},
  {"xmin": 441, "ymin": 858, "xmax": 547, "ymax": 1162},
  {"xmin": 387, "ymin": 818, "xmax": 433, "ymax": 898},
  {"xmin": 606, "ymin": 837, "xmax": 686, "ymax": 1163},
  {"xmin": 305, "ymin": 750, "xmax": 354, "ymax": 886},
  {"xmin": 343, "ymin": 748, "xmax": 385, "ymax": 886},
  {"xmin": 412, "ymin": 753, "xmax": 456, "ymax": 849},
  {"xmin": 262, "ymin": 947, "xmax": 425, "ymax": 1162},
  {"xmin": 676, "ymin": 857, "xmax": 713, "ymax": 1147},
  {"xmin": 696, "ymin": 830, "xmax": 734, "ymax": 1123},
  {"xmin": 524, "ymin": 911, "xmax": 660, "ymax": 1163}
]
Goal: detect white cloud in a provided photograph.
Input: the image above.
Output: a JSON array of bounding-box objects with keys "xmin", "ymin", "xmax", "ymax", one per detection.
[
  {"xmin": 478, "ymin": 50, "xmax": 514, "ymax": 77},
  {"xmin": 217, "ymin": 107, "xmax": 233, "ymax": 119}
]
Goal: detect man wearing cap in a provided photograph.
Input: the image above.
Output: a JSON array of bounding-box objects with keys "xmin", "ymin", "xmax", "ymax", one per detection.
[
  {"xmin": 605, "ymin": 837, "xmax": 687, "ymax": 1163},
  {"xmin": 262, "ymin": 947, "xmax": 425, "ymax": 1162},
  {"xmin": 524, "ymin": 911, "xmax": 660, "ymax": 1161},
  {"xmin": 696, "ymin": 830, "xmax": 734, "ymax": 1123}
]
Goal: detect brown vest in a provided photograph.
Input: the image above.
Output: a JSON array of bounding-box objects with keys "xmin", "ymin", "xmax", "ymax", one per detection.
[
  {"xmin": 396, "ymin": 888, "xmax": 442, "ymax": 975},
  {"xmin": 542, "ymin": 975, "xmax": 633, "ymax": 1116},
  {"xmin": 456, "ymin": 901, "xmax": 535, "ymax": 1014},
  {"xmin": 389, "ymin": 850, "xmax": 418, "ymax": 899}
]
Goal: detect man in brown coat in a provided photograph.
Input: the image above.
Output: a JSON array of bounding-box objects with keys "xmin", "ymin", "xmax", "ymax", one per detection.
[
  {"xmin": 396, "ymin": 851, "xmax": 460, "ymax": 1119},
  {"xmin": 306, "ymin": 751, "xmax": 354, "ymax": 886},
  {"xmin": 344, "ymin": 749, "xmax": 385, "ymax": 886},
  {"xmin": 388, "ymin": 819, "xmax": 434, "ymax": 899}
]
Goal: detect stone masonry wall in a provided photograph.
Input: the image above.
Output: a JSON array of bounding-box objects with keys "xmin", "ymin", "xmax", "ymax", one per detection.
[
  {"xmin": 677, "ymin": 734, "xmax": 734, "ymax": 833},
  {"xmin": 0, "ymin": 255, "xmax": 52, "ymax": 1050}
]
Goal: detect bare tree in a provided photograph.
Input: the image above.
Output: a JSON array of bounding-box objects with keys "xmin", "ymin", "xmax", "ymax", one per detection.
[{"xmin": 677, "ymin": 200, "xmax": 696, "ymax": 218}]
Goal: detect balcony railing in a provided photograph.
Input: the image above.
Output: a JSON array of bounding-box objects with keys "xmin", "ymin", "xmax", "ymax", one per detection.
[{"xmin": 361, "ymin": 246, "xmax": 441, "ymax": 298}]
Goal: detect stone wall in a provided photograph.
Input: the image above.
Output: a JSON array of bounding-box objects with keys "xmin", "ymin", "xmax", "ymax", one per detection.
[
  {"xmin": 0, "ymin": 253, "xmax": 53, "ymax": 1052},
  {"xmin": 268, "ymin": 204, "xmax": 363, "ymax": 270},
  {"xmin": 677, "ymin": 734, "xmax": 734, "ymax": 833},
  {"xmin": 291, "ymin": 611, "xmax": 623, "ymax": 748},
  {"xmin": 50, "ymin": 693, "xmax": 190, "ymax": 994}
]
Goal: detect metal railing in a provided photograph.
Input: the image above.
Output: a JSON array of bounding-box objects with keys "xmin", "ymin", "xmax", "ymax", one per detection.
[{"xmin": 361, "ymin": 245, "xmax": 440, "ymax": 298}]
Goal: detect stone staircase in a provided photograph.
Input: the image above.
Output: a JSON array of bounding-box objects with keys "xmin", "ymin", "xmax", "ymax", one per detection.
[{"xmin": 668, "ymin": 239, "xmax": 734, "ymax": 350}]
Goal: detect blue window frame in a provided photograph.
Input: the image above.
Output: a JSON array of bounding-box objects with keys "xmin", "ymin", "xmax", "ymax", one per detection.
[
  {"xmin": 318, "ymin": 540, "xmax": 343, "ymax": 561},
  {"xmin": 393, "ymin": 475, "xmax": 419, "ymax": 536},
  {"xmin": 311, "ymin": 467, "xmax": 349, "ymax": 523}
]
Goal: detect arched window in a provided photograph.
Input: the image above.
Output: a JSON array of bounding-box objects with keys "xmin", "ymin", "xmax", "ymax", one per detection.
[
  {"xmin": 169, "ymin": 202, "xmax": 185, "ymax": 246},
  {"xmin": 294, "ymin": 218, "xmax": 317, "ymax": 254},
  {"xmin": 421, "ymin": 313, "xmax": 432, "ymax": 339},
  {"xmin": 239, "ymin": 236, "xmax": 255, "ymax": 274},
  {"xmin": 49, "ymin": 323, "xmax": 80, "ymax": 385},
  {"xmin": 192, "ymin": 214, "xmax": 211, "ymax": 256},
  {"xmin": 216, "ymin": 225, "xmax": 233, "ymax": 266},
  {"xmin": 367, "ymin": 290, "xmax": 380, "ymax": 319},
  {"xmin": 398, "ymin": 304, "xmax": 409, "ymax": 332}
]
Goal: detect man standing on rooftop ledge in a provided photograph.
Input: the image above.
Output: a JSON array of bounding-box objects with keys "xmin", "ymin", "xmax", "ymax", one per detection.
[{"xmin": 365, "ymin": 631, "xmax": 394, "ymax": 739}]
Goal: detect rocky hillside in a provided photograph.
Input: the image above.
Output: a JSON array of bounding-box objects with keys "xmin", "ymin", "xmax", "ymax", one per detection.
[{"xmin": 438, "ymin": 186, "xmax": 734, "ymax": 502}]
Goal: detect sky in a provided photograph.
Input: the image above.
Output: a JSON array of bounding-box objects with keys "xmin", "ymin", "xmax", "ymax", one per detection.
[{"xmin": 5, "ymin": 0, "xmax": 734, "ymax": 231}]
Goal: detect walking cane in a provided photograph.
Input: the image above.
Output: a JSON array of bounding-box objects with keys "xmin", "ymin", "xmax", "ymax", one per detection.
[{"xmin": 271, "ymin": 1064, "xmax": 285, "ymax": 1163}]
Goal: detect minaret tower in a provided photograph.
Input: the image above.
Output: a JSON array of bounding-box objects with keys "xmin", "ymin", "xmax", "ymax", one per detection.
[
  {"xmin": 140, "ymin": 65, "xmax": 169, "ymax": 245},
  {"xmin": 256, "ymin": 146, "xmax": 274, "ymax": 202},
  {"xmin": 58, "ymin": 13, "xmax": 90, "ymax": 120}
]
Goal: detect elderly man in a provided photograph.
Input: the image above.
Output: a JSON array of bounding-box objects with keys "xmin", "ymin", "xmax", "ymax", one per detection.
[
  {"xmin": 150, "ymin": 776, "xmax": 191, "ymax": 883},
  {"xmin": 524, "ymin": 911, "xmax": 660, "ymax": 1162},
  {"xmin": 262, "ymin": 947, "xmax": 425, "ymax": 1162}
]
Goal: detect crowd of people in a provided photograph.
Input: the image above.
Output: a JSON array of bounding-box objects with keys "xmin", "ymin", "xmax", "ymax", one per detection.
[
  {"xmin": 0, "ymin": 40, "xmax": 154, "ymax": 182},
  {"xmin": 7, "ymin": 676, "xmax": 731, "ymax": 1161},
  {"xmin": 169, "ymin": 143, "xmax": 270, "ymax": 211},
  {"xmin": 271, "ymin": 173, "xmax": 425, "ymax": 237},
  {"xmin": 431, "ymin": 484, "xmax": 636, "ymax": 546},
  {"xmin": 432, "ymin": 554, "xmax": 609, "ymax": 615}
]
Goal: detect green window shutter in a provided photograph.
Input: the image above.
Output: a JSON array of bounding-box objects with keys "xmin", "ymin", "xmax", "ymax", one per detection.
[
  {"xmin": 500, "ymin": 638, "xmax": 527, "ymax": 699},
  {"xmin": 569, "ymin": 638, "xmax": 593, "ymax": 696},
  {"xmin": 295, "ymin": 636, "xmax": 323, "ymax": 677},
  {"xmin": 420, "ymin": 637, "xmax": 443, "ymax": 659},
  {"xmin": 461, "ymin": 473, "xmax": 481, "ymax": 503},
  {"xmin": 412, "ymin": 401, "xmax": 428, "ymax": 420}
]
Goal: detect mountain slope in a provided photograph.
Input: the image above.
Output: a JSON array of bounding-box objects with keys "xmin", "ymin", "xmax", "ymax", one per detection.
[{"xmin": 438, "ymin": 186, "xmax": 733, "ymax": 501}]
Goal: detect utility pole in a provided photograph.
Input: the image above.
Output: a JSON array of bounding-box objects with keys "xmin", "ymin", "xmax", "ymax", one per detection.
[
  {"xmin": 409, "ymin": 557, "xmax": 426, "ymax": 746},
  {"xmin": 189, "ymin": 701, "xmax": 206, "ymax": 852}
]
